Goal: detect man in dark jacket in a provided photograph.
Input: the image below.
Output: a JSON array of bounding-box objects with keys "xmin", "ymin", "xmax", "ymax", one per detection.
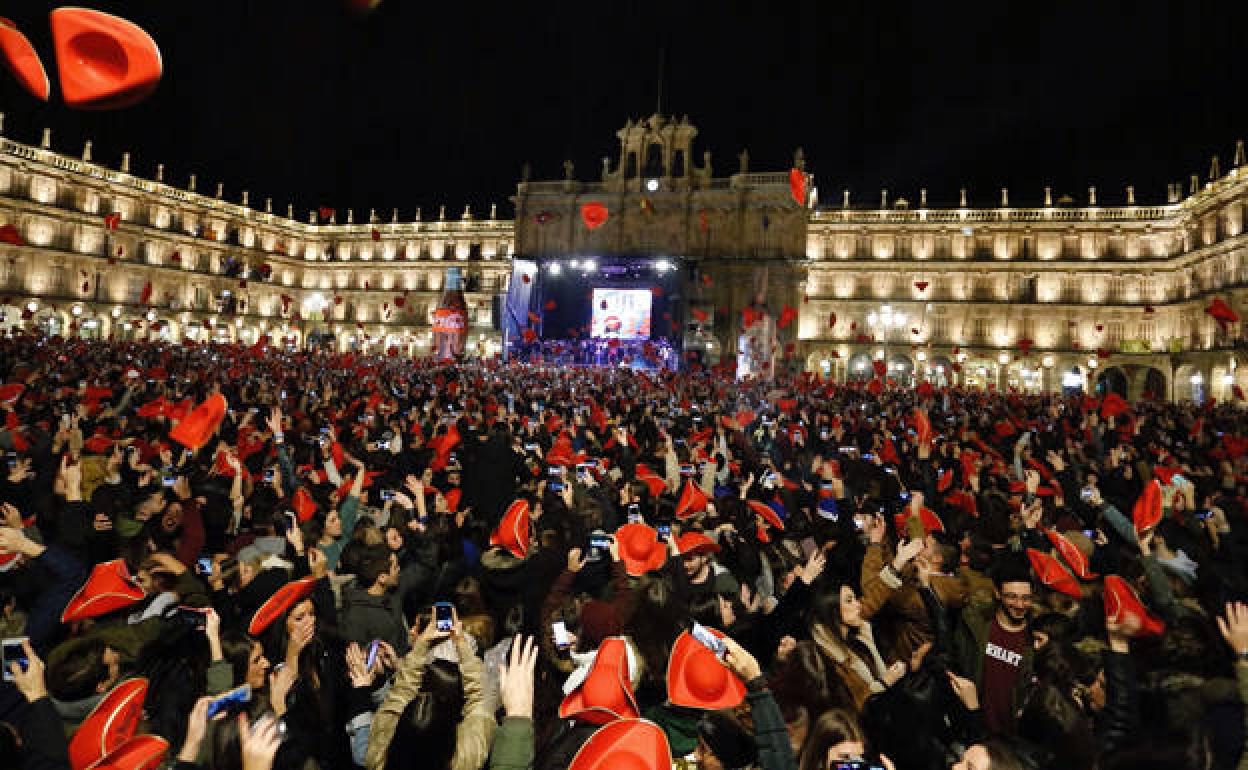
[{"xmin": 339, "ymin": 547, "xmax": 408, "ymax": 655}]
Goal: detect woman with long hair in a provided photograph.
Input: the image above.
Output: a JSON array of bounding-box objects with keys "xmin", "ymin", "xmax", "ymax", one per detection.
[{"xmin": 809, "ymin": 582, "xmax": 907, "ymax": 713}]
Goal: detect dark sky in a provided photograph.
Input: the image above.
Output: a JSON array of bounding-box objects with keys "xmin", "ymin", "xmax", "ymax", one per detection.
[{"xmin": 3, "ymin": 0, "xmax": 1246, "ymax": 218}]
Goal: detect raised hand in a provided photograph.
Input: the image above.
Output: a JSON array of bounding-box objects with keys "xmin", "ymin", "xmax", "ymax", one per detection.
[
  {"xmin": 498, "ymin": 634, "xmax": 538, "ymax": 719},
  {"xmin": 1217, "ymin": 601, "xmax": 1248, "ymax": 657}
]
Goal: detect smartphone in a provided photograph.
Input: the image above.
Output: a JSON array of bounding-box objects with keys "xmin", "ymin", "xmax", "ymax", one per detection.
[
  {"xmin": 434, "ymin": 602, "xmax": 454, "ymax": 633},
  {"xmin": 524, "ymin": 443, "xmax": 539, "ymax": 453},
  {"xmin": 1, "ymin": 637, "xmax": 29, "ymax": 682},
  {"xmin": 377, "ymin": 440, "xmax": 391, "ymax": 450},
  {"xmin": 280, "ymin": 390, "xmax": 287, "ymax": 400},
  {"xmin": 1196, "ymin": 509, "xmax": 1214, "ymax": 521},
  {"xmin": 899, "ymin": 491, "xmax": 910, "ymax": 501},
  {"xmin": 690, "ymin": 622, "xmax": 726, "ymax": 658},
  {"xmin": 366, "ymin": 639, "xmax": 381, "ymax": 670},
  {"xmin": 1080, "ymin": 487, "xmax": 1095, "ymax": 502},
  {"xmin": 319, "ymin": 426, "xmax": 330, "ymax": 435},
  {"xmin": 656, "ymin": 523, "xmax": 672, "ymax": 539},
  {"xmin": 547, "ymin": 466, "xmax": 564, "ymax": 478},
  {"xmin": 552, "ymin": 621, "xmax": 571, "ymax": 651},
  {"xmin": 550, "ymin": 481, "xmax": 565, "ymax": 493},
  {"xmin": 861, "ymin": 453, "xmax": 874, "ymax": 461},
  {"xmin": 1081, "ymin": 529, "xmax": 1096, "ymax": 540},
  {"xmin": 263, "ymin": 468, "xmax": 276, "ymax": 483},
  {"xmin": 679, "ymin": 464, "xmax": 695, "ymax": 477},
  {"xmin": 5, "ymin": 453, "xmax": 16, "ymax": 469},
  {"xmin": 176, "ymin": 606, "xmax": 208, "ymax": 630},
  {"xmin": 196, "ymin": 557, "xmax": 213, "ymax": 576},
  {"xmin": 162, "ymin": 475, "xmax": 177, "ymax": 488},
  {"xmin": 831, "ymin": 762, "xmax": 887, "ymax": 770},
  {"xmin": 626, "ymin": 503, "xmax": 642, "ymax": 524},
  {"xmin": 820, "ymin": 429, "xmax": 830, "ymax": 440},
  {"xmin": 448, "ymin": 452, "xmax": 458, "ymax": 465},
  {"xmin": 206, "ymin": 684, "xmax": 252, "ymax": 719}
]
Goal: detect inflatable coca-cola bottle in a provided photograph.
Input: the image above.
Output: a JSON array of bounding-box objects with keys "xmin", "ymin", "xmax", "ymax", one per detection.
[{"xmin": 432, "ymin": 267, "xmax": 468, "ymax": 360}]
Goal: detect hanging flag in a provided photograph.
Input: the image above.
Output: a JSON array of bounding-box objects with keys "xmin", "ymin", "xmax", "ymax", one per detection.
[{"xmin": 789, "ymin": 168, "xmax": 806, "ymax": 206}]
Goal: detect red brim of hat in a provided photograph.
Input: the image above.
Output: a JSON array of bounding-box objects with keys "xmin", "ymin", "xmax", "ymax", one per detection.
[
  {"xmin": 0, "ymin": 382, "xmax": 24, "ymax": 403},
  {"xmin": 68, "ymin": 677, "xmax": 148, "ymax": 770},
  {"xmin": 666, "ymin": 630, "xmax": 746, "ymax": 710},
  {"xmin": 50, "ymin": 8, "xmax": 162, "ymax": 110},
  {"xmin": 567, "ymin": 719, "xmax": 671, "ymax": 770},
  {"xmin": 1103, "ymin": 575, "xmax": 1165, "ymax": 637},
  {"xmin": 92, "ymin": 734, "xmax": 170, "ymax": 770},
  {"xmin": 1132, "ymin": 479, "xmax": 1163, "ymax": 535},
  {"xmin": 675, "ymin": 532, "xmax": 720, "ymax": 557},
  {"xmin": 489, "ymin": 499, "xmax": 530, "ymax": 559},
  {"xmin": 675, "ymin": 480, "xmax": 709, "ymax": 520},
  {"xmin": 168, "ymin": 393, "xmax": 228, "ymax": 452},
  {"xmin": 248, "ymin": 577, "xmax": 317, "ymax": 636},
  {"xmin": 1026, "ymin": 548, "xmax": 1082, "ymax": 599},
  {"xmin": 615, "ymin": 523, "xmax": 667, "ymax": 577},
  {"xmin": 748, "ymin": 500, "xmax": 784, "ymax": 531},
  {"xmin": 0, "ymin": 19, "xmax": 50, "ymax": 101},
  {"xmin": 61, "ymin": 559, "xmax": 145, "ymax": 623}
]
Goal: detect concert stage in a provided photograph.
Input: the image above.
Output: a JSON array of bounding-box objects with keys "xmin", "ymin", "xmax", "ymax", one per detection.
[{"xmin": 501, "ymin": 256, "xmax": 688, "ymax": 368}]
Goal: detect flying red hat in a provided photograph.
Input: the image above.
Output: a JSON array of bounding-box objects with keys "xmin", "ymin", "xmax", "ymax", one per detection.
[
  {"xmin": 937, "ymin": 468, "xmax": 955, "ymax": 492},
  {"xmin": 614, "ymin": 523, "xmax": 667, "ymax": 577},
  {"xmin": 61, "ymin": 559, "xmax": 145, "ymax": 623},
  {"xmin": 67, "ymin": 677, "xmax": 148, "ymax": 770},
  {"xmin": 50, "ymin": 8, "xmax": 162, "ymax": 110},
  {"xmin": 291, "ymin": 487, "xmax": 318, "ymax": 522},
  {"xmin": 1046, "ymin": 529, "xmax": 1097, "ymax": 580},
  {"xmin": 747, "ymin": 499, "xmax": 784, "ymax": 531},
  {"xmin": 675, "ymin": 531, "xmax": 720, "ymax": 557},
  {"xmin": 0, "ymin": 382, "xmax": 24, "ymax": 404},
  {"xmin": 248, "ymin": 577, "xmax": 317, "ymax": 637},
  {"xmin": 168, "ymin": 394, "xmax": 227, "ymax": 452},
  {"xmin": 91, "ymin": 734, "xmax": 170, "ymax": 770},
  {"xmin": 675, "ymin": 479, "xmax": 709, "ymax": 520},
  {"xmin": 1206, "ymin": 297, "xmax": 1240, "ymax": 325},
  {"xmin": 0, "ymin": 18, "xmax": 49, "ymax": 101},
  {"xmin": 1103, "ymin": 575, "xmax": 1165, "ymax": 638},
  {"xmin": 633, "ymin": 469, "xmax": 666, "ymax": 498},
  {"xmin": 788, "ymin": 167, "xmax": 806, "ymax": 206},
  {"xmin": 567, "ymin": 719, "xmax": 671, "ymax": 770},
  {"xmin": 1131, "ymin": 479, "xmax": 1163, "ymax": 537},
  {"xmin": 489, "ymin": 499, "xmax": 530, "ymax": 559},
  {"xmin": 559, "ymin": 637, "xmax": 639, "ymax": 725},
  {"xmin": 580, "ymin": 202, "xmax": 609, "ymax": 230},
  {"xmin": 1026, "ymin": 548, "xmax": 1082, "ymax": 599},
  {"xmin": 667, "ymin": 628, "xmax": 747, "ymax": 710},
  {"xmin": 892, "ymin": 506, "xmax": 944, "ymax": 539}
]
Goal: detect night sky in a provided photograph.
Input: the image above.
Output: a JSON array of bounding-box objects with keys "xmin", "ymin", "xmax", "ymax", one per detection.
[{"xmin": 3, "ymin": 1, "xmax": 1246, "ymax": 218}]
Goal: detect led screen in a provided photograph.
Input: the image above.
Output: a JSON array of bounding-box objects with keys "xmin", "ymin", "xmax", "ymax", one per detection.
[{"xmin": 590, "ymin": 288, "xmax": 652, "ymax": 340}]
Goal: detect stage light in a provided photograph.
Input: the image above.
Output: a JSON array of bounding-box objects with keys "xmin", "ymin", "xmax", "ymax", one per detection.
[
  {"xmin": 569, "ymin": 260, "xmax": 579, "ymax": 268},
  {"xmin": 655, "ymin": 259, "xmax": 671, "ymax": 271},
  {"xmin": 548, "ymin": 262, "xmax": 561, "ymax": 275},
  {"xmin": 582, "ymin": 259, "xmax": 597, "ymax": 271},
  {"xmin": 26, "ymin": 300, "xmax": 37, "ymax": 313},
  {"xmin": 646, "ymin": 178, "xmax": 659, "ymax": 192}
]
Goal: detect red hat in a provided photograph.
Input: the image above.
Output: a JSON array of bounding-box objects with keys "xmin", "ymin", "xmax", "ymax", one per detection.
[
  {"xmin": 1103, "ymin": 575, "xmax": 1165, "ymax": 638},
  {"xmin": 614, "ymin": 523, "xmax": 667, "ymax": 577},
  {"xmin": 633, "ymin": 469, "xmax": 666, "ymax": 498},
  {"xmin": 1046, "ymin": 529, "xmax": 1097, "ymax": 580},
  {"xmin": 50, "ymin": 8, "xmax": 162, "ymax": 110},
  {"xmin": 675, "ymin": 532, "xmax": 720, "ymax": 557},
  {"xmin": 291, "ymin": 487, "xmax": 317, "ymax": 522},
  {"xmin": 1026, "ymin": 548, "xmax": 1082, "ymax": 599},
  {"xmin": 84, "ymin": 435, "xmax": 113, "ymax": 454},
  {"xmin": 675, "ymin": 479, "xmax": 709, "ymax": 520},
  {"xmin": 0, "ymin": 382, "xmax": 24, "ymax": 404},
  {"xmin": 443, "ymin": 487, "xmax": 462, "ymax": 513},
  {"xmin": 1132, "ymin": 479, "xmax": 1162, "ymax": 537},
  {"xmin": 667, "ymin": 629, "xmax": 747, "ymax": 710},
  {"xmin": 892, "ymin": 506, "xmax": 944, "ymax": 538},
  {"xmin": 93, "ymin": 734, "xmax": 170, "ymax": 770},
  {"xmin": 67, "ymin": 677, "xmax": 148, "ymax": 770},
  {"xmin": 0, "ymin": 19, "xmax": 50, "ymax": 101},
  {"xmin": 559, "ymin": 637, "xmax": 639, "ymax": 724},
  {"xmin": 489, "ymin": 499, "xmax": 530, "ymax": 559},
  {"xmin": 1152, "ymin": 466, "xmax": 1177, "ymax": 486},
  {"xmin": 747, "ymin": 500, "xmax": 784, "ymax": 531},
  {"xmin": 168, "ymin": 394, "xmax": 228, "ymax": 452},
  {"xmin": 1100, "ymin": 393, "xmax": 1130, "ymax": 419},
  {"xmin": 937, "ymin": 468, "xmax": 954, "ymax": 492},
  {"xmin": 567, "ymin": 719, "xmax": 671, "ymax": 770},
  {"xmin": 248, "ymin": 577, "xmax": 316, "ymax": 636},
  {"xmin": 580, "ymin": 202, "xmax": 609, "ymax": 230},
  {"xmin": 61, "ymin": 559, "xmax": 145, "ymax": 623}
]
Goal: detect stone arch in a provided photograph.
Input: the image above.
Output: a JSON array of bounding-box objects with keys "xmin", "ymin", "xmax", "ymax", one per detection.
[
  {"xmin": 1094, "ymin": 366, "xmax": 1128, "ymax": 398},
  {"xmin": 1059, "ymin": 363, "xmax": 1088, "ymax": 395},
  {"xmin": 847, "ymin": 351, "xmax": 873, "ymax": 381},
  {"xmin": 887, "ymin": 353, "xmax": 914, "ymax": 385},
  {"xmin": 1173, "ymin": 364, "xmax": 1207, "ymax": 404}
]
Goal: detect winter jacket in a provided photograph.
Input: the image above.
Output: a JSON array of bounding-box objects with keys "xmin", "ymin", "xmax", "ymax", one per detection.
[
  {"xmin": 339, "ymin": 583, "xmax": 409, "ymax": 655},
  {"xmin": 487, "ymin": 717, "xmax": 535, "ymax": 770}
]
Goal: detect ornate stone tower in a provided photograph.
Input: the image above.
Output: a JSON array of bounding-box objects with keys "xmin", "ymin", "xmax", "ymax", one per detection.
[{"xmin": 604, "ymin": 114, "xmax": 710, "ymax": 193}]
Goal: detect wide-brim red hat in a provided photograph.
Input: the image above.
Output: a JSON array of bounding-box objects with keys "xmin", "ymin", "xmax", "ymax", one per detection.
[
  {"xmin": 1046, "ymin": 529, "xmax": 1097, "ymax": 580},
  {"xmin": 675, "ymin": 479, "xmax": 709, "ymax": 520},
  {"xmin": 248, "ymin": 577, "xmax": 316, "ymax": 636},
  {"xmin": 292, "ymin": 487, "xmax": 318, "ymax": 522},
  {"xmin": 1026, "ymin": 548, "xmax": 1082, "ymax": 599},
  {"xmin": 168, "ymin": 393, "xmax": 227, "ymax": 452},
  {"xmin": 675, "ymin": 531, "xmax": 720, "ymax": 557},
  {"xmin": 614, "ymin": 523, "xmax": 667, "ymax": 577},
  {"xmin": 567, "ymin": 719, "xmax": 671, "ymax": 770},
  {"xmin": 748, "ymin": 500, "xmax": 784, "ymax": 531},
  {"xmin": 634, "ymin": 471, "xmax": 666, "ymax": 498},
  {"xmin": 559, "ymin": 637, "xmax": 639, "ymax": 725},
  {"xmin": 667, "ymin": 629, "xmax": 746, "ymax": 710},
  {"xmin": 1132, "ymin": 479, "xmax": 1163, "ymax": 536},
  {"xmin": 62, "ymin": 559, "xmax": 145, "ymax": 623},
  {"xmin": 50, "ymin": 8, "xmax": 163, "ymax": 110},
  {"xmin": 84, "ymin": 435, "xmax": 113, "ymax": 454},
  {"xmin": 68, "ymin": 677, "xmax": 148, "ymax": 770},
  {"xmin": 892, "ymin": 506, "xmax": 945, "ymax": 539},
  {"xmin": 489, "ymin": 499, "xmax": 530, "ymax": 559},
  {"xmin": 1103, "ymin": 575, "xmax": 1165, "ymax": 638},
  {"xmin": 0, "ymin": 19, "xmax": 50, "ymax": 101},
  {"xmin": 92, "ymin": 734, "xmax": 170, "ymax": 770}
]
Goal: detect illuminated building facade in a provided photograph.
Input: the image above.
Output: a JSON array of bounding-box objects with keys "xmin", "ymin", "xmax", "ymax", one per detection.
[{"xmin": 0, "ymin": 114, "xmax": 1244, "ymax": 401}]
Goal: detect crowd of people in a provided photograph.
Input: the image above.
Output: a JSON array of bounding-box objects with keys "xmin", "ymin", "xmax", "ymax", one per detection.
[{"xmin": 0, "ymin": 331, "xmax": 1245, "ymax": 770}]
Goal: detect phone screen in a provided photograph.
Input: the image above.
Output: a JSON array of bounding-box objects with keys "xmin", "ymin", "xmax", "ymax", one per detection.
[
  {"xmin": 366, "ymin": 639, "xmax": 381, "ymax": 670},
  {"xmin": 1, "ymin": 638, "xmax": 29, "ymax": 682},
  {"xmin": 552, "ymin": 621, "xmax": 571, "ymax": 650},
  {"xmin": 434, "ymin": 602, "xmax": 454, "ymax": 632},
  {"xmin": 690, "ymin": 623, "xmax": 726, "ymax": 658},
  {"xmin": 196, "ymin": 557, "xmax": 213, "ymax": 576},
  {"xmin": 657, "ymin": 523, "xmax": 671, "ymax": 539}
]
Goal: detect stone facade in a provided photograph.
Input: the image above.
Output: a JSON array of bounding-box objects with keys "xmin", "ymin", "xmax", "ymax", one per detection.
[{"xmin": 0, "ymin": 115, "xmax": 1245, "ymax": 401}]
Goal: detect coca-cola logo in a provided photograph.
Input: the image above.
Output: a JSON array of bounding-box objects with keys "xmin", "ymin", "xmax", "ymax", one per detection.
[{"xmin": 433, "ymin": 308, "xmax": 466, "ymax": 332}]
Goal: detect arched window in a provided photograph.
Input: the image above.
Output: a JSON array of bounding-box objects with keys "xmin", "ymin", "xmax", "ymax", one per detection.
[
  {"xmin": 624, "ymin": 152, "xmax": 638, "ymax": 179},
  {"xmin": 644, "ymin": 142, "xmax": 664, "ymax": 178},
  {"xmin": 671, "ymin": 149, "xmax": 685, "ymax": 177}
]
